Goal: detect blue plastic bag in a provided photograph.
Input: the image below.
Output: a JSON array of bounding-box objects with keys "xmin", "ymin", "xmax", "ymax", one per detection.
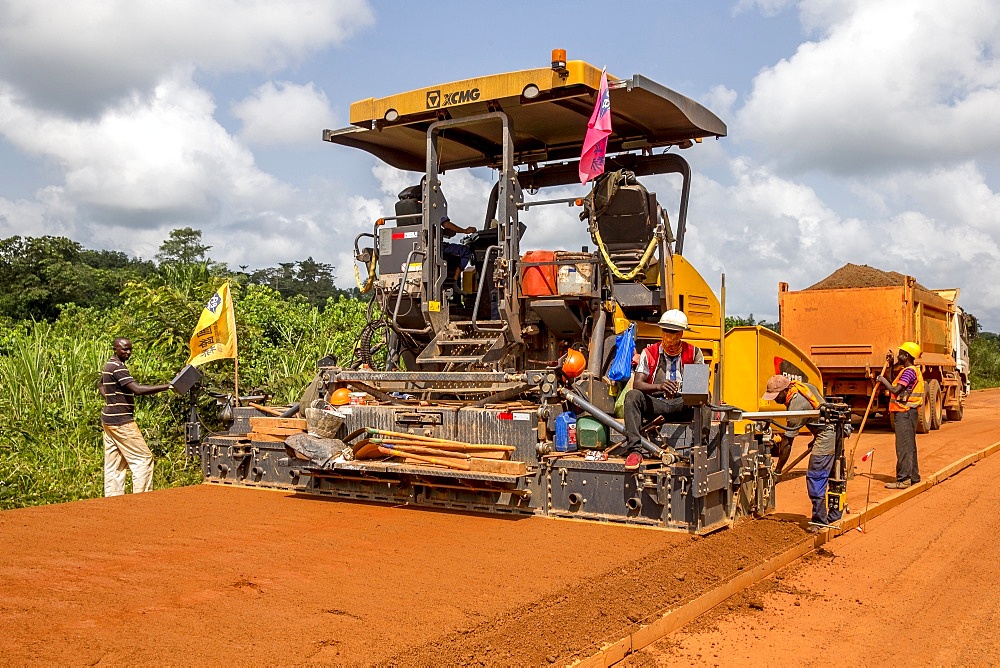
[{"xmin": 606, "ymin": 323, "xmax": 636, "ymax": 383}]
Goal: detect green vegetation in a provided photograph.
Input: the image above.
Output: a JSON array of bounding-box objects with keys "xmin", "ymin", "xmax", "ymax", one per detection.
[
  {"xmin": 725, "ymin": 314, "xmax": 778, "ymax": 332},
  {"xmin": 970, "ymin": 333, "xmax": 1000, "ymax": 390},
  {"xmin": 0, "ymin": 230, "xmax": 368, "ymax": 510}
]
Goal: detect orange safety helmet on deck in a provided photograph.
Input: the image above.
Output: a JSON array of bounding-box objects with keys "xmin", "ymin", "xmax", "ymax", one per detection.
[
  {"xmin": 562, "ymin": 349, "xmax": 587, "ymax": 378},
  {"xmin": 330, "ymin": 387, "xmax": 352, "ymax": 406}
]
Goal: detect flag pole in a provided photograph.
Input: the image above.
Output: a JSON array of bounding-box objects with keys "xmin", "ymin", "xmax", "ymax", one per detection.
[
  {"xmin": 860, "ymin": 449, "xmax": 875, "ymax": 533},
  {"xmin": 232, "ymin": 282, "xmax": 239, "ymax": 407}
]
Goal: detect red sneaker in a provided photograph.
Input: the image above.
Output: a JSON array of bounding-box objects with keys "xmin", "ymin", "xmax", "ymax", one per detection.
[{"xmin": 624, "ymin": 452, "xmax": 643, "ymax": 470}]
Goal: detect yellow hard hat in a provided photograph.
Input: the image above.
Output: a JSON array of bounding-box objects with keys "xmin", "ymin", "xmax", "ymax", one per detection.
[
  {"xmin": 330, "ymin": 387, "xmax": 352, "ymax": 406},
  {"xmin": 898, "ymin": 341, "xmax": 921, "ymax": 360}
]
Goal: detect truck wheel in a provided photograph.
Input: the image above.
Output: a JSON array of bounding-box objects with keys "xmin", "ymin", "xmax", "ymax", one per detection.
[
  {"xmin": 946, "ymin": 400, "xmax": 964, "ymax": 422},
  {"xmin": 916, "ymin": 391, "xmax": 932, "ymax": 434},
  {"xmin": 928, "ymin": 379, "xmax": 942, "ymax": 430}
]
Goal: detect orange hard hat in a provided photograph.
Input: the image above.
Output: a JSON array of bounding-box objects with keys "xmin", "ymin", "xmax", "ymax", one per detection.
[
  {"xmin": 562, "ymin": 349, "xmax": 587, "ymax": 378},
  {"xmin": 330, "ymin": 387, "xmax": 351, "ymax": 406}
]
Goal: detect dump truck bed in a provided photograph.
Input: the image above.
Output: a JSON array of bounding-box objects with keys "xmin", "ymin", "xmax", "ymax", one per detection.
[{"xmin": 779, "ymin": 278, "xmax": 956, "ymax": 373}]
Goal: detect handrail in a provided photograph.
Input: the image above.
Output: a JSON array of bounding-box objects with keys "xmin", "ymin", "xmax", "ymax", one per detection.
[
  {"xmin": 391, "ymin": 249, "xmax": 431, "ymax": 334},
  {"xmin": 472, "ymin": 245, "xmax": 505, "ymax": 333},
  {"xmin": 518, "ymin": 196, "xmax": 581, "ymax": 211}
]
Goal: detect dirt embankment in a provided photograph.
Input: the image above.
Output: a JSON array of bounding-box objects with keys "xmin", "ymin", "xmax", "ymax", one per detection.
[
  {"xmin": 634, "ymin": 432, "xmax": 1000, "ymax": 666},
  {"xmin": 386, "ymin": 519, "xmax": 803, "ymax": 666}
]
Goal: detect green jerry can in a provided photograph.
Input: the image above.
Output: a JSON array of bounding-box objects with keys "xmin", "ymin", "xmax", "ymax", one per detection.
[{"xmin": 576, "ymin": 416, "xmax": 608, "ymax": 450}]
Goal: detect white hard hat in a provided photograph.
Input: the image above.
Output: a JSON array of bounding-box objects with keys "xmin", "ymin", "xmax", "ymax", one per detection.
[{"xmin": 657, "ymin": 309, "xmax": 690, "ymax": 331}]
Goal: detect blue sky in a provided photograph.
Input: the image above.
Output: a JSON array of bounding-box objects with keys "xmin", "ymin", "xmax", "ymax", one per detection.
[{"xmin": 1, "ymin": 0, "xmax": 998, "ymax": 330}]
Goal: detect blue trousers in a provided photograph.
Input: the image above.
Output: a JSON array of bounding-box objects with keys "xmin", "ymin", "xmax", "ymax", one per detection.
[
  {"xmin": 443, "ymin": 242, "xmax": 474, "ymax": 270},
  {"xmin": 806, "ymin": 453, "xmax": 842, "ymax": 525}
]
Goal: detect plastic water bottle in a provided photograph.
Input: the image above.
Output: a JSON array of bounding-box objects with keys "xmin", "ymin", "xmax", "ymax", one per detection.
[{"xmin": 555, "ymin": 412, "xmax": 578, "ymax": 452}]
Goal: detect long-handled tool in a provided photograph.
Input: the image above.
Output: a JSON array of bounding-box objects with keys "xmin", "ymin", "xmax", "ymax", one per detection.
[
  {"xmin": 364, "ymin": 427, "xmax": 514, "ymax": 451},
  {"xmin": 779, "ymin": 440, "xmax": 813, "ymax": 478},
  {"xmin": 847, "ymin": 358, "xmax": 889, "ymax": 478},
  {"xmin": 376, "ymin": 445, "xmax": 471, "ymax": 471},
  {"xmin": 370, "ymin": 439, "xmax": 473, "ymax": 459}
]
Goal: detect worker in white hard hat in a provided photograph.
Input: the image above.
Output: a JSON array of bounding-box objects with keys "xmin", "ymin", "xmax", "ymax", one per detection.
[
  {"xmin": 621, "ymin": 309, "xmax": 704, "ymax": 470},
  {"xmin": 876, "ymin": 342, "xmax": 925, "ymax": 489}
]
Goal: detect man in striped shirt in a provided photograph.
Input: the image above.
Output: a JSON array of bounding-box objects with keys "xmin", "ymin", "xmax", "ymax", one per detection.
[{"xmin": 100, "ymin": 338, "xmax": 172, "ymax": 496}]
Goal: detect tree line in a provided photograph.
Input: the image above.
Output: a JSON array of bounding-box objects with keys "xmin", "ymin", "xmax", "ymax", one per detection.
[{"xmin": 0, "ymin": 227, "xmax": 357, "ymax": 322}]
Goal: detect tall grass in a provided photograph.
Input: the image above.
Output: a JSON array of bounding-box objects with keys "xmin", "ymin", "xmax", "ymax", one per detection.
[
  {"xmin": 0, "ymin": 291, "xmax": 369, "ymax": 510},
  {"xmin": 0, "ymin": 320, "xmax": 201, "ymax": 509}
]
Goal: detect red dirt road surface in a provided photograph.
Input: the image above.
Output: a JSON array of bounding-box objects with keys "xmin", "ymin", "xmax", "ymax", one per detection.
[
  {"xmin": 635, "ymin": 392, "xmax": 1000, "ymax": 666},
  {"xmin": 1, "ymin": 390, "xmax": 997, "ymax": 665}
]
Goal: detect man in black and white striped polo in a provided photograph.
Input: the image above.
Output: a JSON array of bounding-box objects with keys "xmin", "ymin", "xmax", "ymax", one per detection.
[{"xmin": 99, "ymin": 338, "xmax": 172, "ymax": 496}]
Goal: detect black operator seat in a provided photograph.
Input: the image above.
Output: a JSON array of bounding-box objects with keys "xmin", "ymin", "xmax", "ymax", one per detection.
[
  {"xmin": 394, "ymin": 184, "xmax": 422, "ymax": 226},
  {"xmin": 590, "ymin": 171, "xmax": 656, "ymax": 278}
]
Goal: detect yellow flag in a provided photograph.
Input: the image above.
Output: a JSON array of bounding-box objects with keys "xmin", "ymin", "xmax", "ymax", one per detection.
[{"xmin": 187, "ymin": 282, "xmax": 237, "ymax": 366}]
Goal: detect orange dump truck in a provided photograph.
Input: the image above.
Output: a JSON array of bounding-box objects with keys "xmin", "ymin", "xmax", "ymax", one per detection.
[{"xmin": 778, "ymin": 264, "xmax": 970, "ymax": 433}]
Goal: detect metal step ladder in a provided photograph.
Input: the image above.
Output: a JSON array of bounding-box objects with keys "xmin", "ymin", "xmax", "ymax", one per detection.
[{"xmin": 416, "ymin": 321, "xmax": 509, "ymax": 366}]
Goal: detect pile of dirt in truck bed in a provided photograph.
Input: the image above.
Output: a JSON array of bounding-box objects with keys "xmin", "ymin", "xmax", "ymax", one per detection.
[
  {"xmin": 805, "ymin": 263, "xmax": 944, "ymax": 304},
  {"xmin": 807, "ymin": 263, "xmax": 918, "ymax": 290}
]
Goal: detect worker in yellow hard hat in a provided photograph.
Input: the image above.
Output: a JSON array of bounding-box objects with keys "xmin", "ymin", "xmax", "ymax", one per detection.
[
  {"xmin": 877, "ymin": 342, "xmax": 924, "ymax": 489},
  {"xmin": 621, "ymin": 309, "xmax": 704, "ymax": 471}
]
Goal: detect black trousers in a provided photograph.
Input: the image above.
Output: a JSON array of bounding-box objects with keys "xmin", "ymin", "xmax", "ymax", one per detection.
[
  {"xmin": 894, "ymin": 408, "xmax": 920, "ymax": 483},
  {"xmin": 623, "ymin": 390, "xmax": 687, "ymax": 455}
]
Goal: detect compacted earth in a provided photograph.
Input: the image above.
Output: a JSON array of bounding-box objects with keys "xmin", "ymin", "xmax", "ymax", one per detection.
[
  {"xmin": 0, "ymin": 389, "xmax": 996, "ymax": 666},
  {"xmin": 633, "ymin": 418, "xmax": 1000, "ymax": 666}
]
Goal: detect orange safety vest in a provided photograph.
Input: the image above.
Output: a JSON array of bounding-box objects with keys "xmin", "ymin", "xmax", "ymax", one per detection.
[
  {"xmin": 642, "ymin": 341, "xmax": 698, "ymax": 375},
  {"xmin": 889, "ymin": 365, "xmax": 925, "ymax": 412},
  {"xmin": 786, "ymin": 380, "xmax": 822, "ymax": 409}
]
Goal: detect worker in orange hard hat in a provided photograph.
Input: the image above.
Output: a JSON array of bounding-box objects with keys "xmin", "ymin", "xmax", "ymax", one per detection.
[
  {"xmin": 876, "ymin": 342, "xmax": 924, "ymax": 489},
  {"xmin": 762, "ymin": 374, "xmax": 839, "ymax": 531},
  {"xmin": 621, "ymin": 310, "xmax": 704, "ymax": 471}
]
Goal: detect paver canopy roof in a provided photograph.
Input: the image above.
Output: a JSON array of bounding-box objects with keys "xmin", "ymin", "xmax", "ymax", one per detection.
[{"xmin": 324, "ymin": 60, "xmax": 726, "ymax": 171}]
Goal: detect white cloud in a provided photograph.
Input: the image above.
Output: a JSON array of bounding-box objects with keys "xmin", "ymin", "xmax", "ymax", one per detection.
[
  {"xmin": 0, "ymin": 0, "xmax": 375, "ymax": 114},
  {"xmin": 738, "ymin": 0, "xmax": 1000, "ymax": 174},
  {"xmin": 701, "ymin": 85, "xmax": 739, "ymax": 126},
  {"xmin": 0, "ymin": 69, "xmax": 289, "ymax": 227},
  {"xmin": 233, "ymin": 82, "xmax": 334, "ymax": 147},
  {"xmin": 675, "ymin": 157, "xmax": 1000, "ymax": 329}
]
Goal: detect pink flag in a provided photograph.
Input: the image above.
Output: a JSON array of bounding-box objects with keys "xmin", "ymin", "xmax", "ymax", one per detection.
[
  {"xmin": 579, "ymin": 69, "xmax": 612, "ymax": 184},
  {"xmin": 861, "ymin": 450, "xmax": 874, "ymax": 462}
]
